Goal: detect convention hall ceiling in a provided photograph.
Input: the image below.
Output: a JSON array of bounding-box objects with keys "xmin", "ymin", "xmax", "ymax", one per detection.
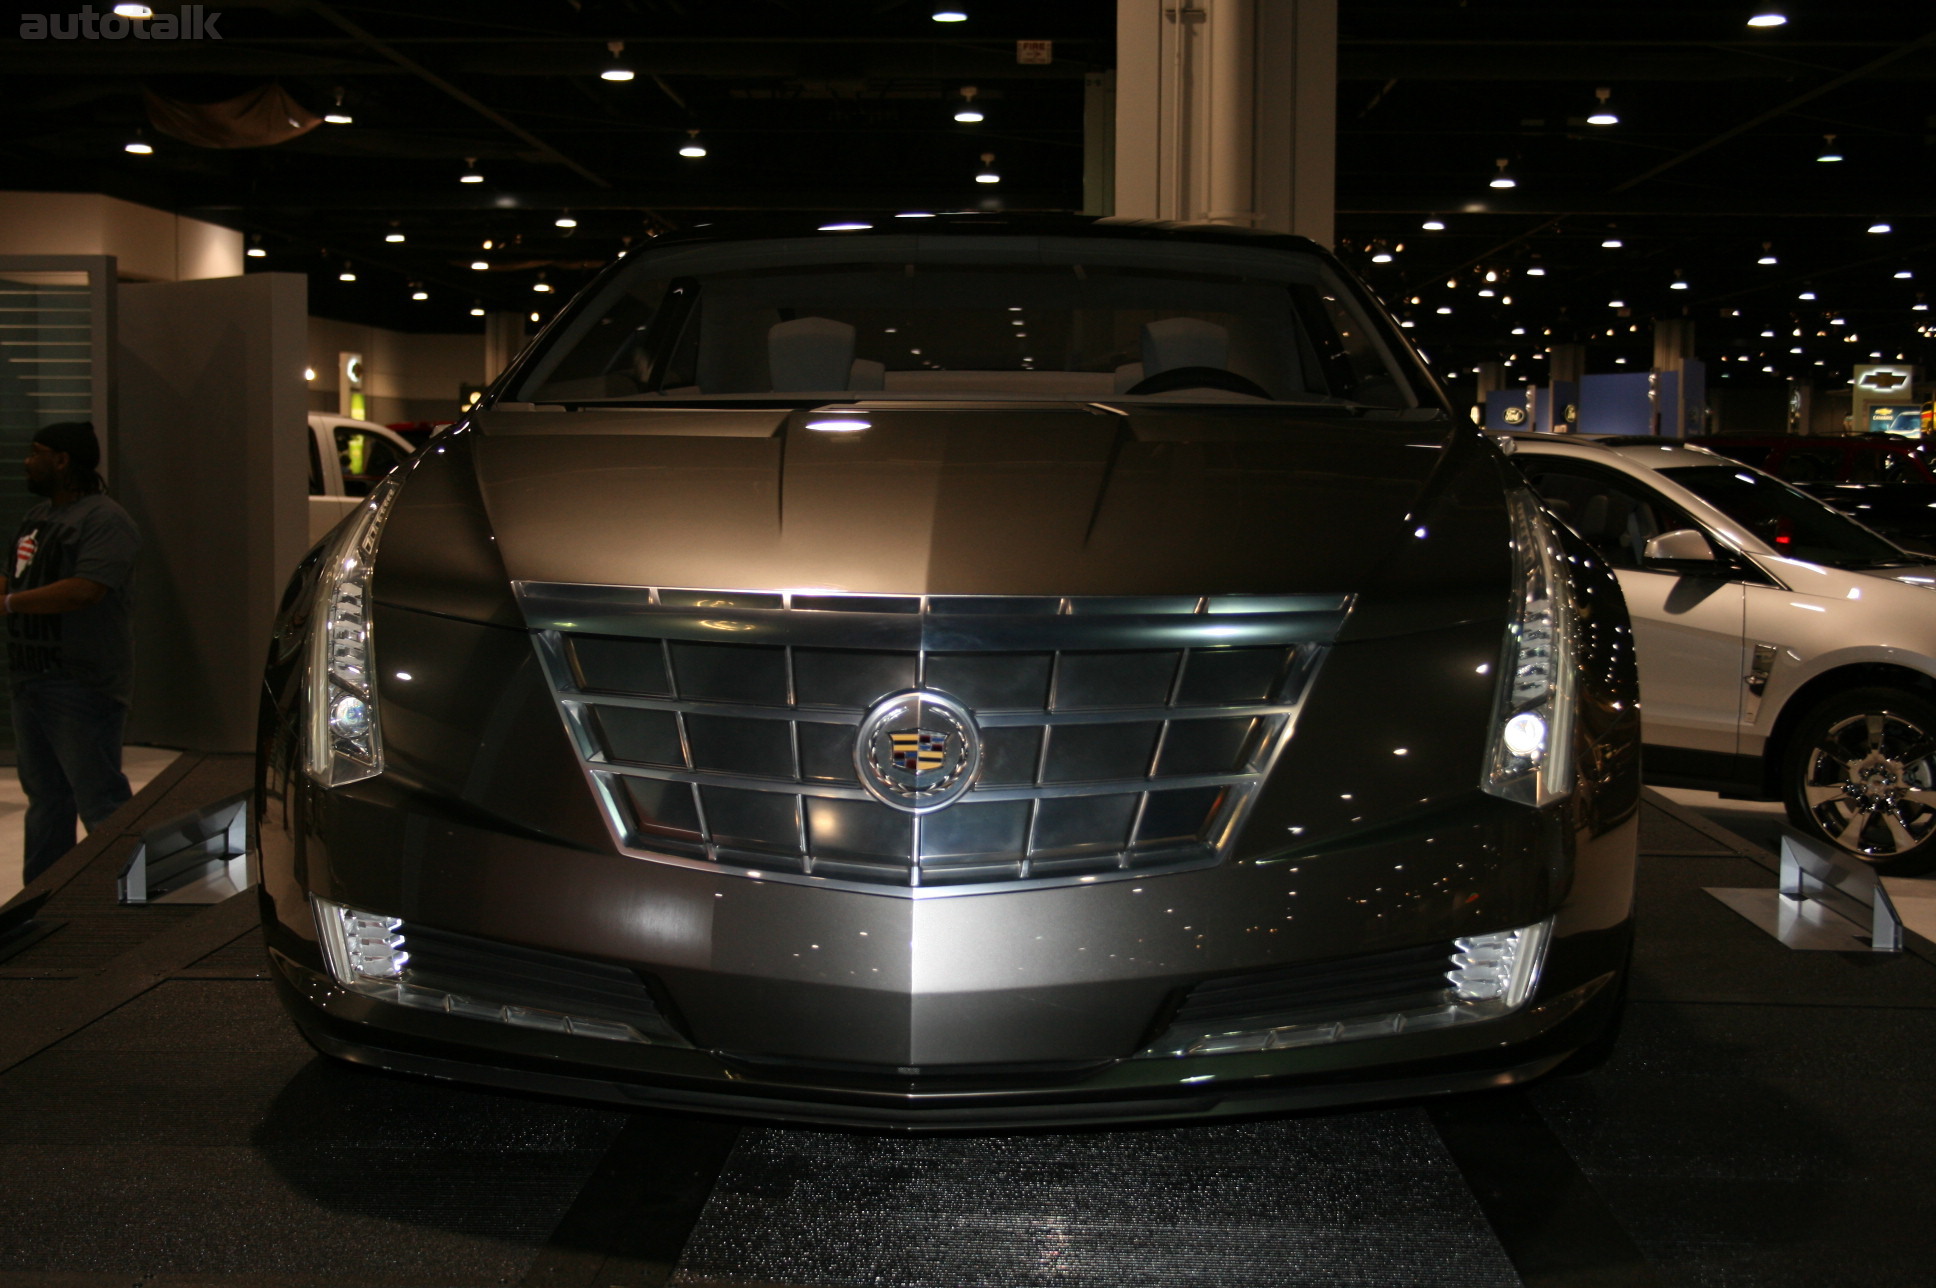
[{"xmin": 2, "ymin": 1, "xmax": 1929, "ymax": 387}]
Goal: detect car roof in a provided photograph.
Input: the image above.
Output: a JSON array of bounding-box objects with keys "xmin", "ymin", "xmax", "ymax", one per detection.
[
  {"xmin": 634, "ymin": 212, "xmax": 1332, "ymax": 258},
  {"xmin": 1499, "ymin": 433, "xmax": 1727, "ymax": 469}
]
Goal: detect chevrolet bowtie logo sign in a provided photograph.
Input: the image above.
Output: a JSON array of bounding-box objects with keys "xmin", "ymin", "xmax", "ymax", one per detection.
[{"xmin": 1857, "ymin": 368, "xmax": 1912, "ymax": 393}]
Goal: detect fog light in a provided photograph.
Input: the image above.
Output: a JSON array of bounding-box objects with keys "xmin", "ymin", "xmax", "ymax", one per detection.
[
  {"xmin": 1448, "ymin": 921, "xmax": 1550, "ymax": 1008},
  {"xmin": 310, "ymin": 896, "xmax": 686, "ymax": 1047},
  {"xmin": 1137, "ymin": 918, "xmax": 1554, "ymax": 1059},
  {"xmin": 316, "ymin": 900, "xmax": 408, "ymax": 983}
]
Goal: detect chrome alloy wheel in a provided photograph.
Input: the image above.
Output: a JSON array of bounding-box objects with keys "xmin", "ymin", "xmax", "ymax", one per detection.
[{"xmin": 1797, "ymin": 709, "xmax": 1936, "ymax": 860}]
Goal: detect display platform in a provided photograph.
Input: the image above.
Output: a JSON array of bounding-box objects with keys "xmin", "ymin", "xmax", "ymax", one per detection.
[{"xmin": 2, "ymin": 762, "xmax": 1932, "ymax": 1287}]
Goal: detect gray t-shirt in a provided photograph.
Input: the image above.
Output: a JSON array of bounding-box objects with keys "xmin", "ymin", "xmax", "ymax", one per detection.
[{"xmin": 6, "ymin": 493, "xmax": 140, "ymax": 704}]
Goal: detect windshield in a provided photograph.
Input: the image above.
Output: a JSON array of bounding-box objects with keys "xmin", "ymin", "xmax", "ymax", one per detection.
[
  {"xmin": 1661, "ymin": 464, "xmax": 1912, "ymax": 568},
  {"xmin": 511, "ymin": 234, "xmax": 1433, "ymax": 412}
]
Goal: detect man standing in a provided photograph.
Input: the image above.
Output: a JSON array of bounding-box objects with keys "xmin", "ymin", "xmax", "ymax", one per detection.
[{"xmin": 3, "ymin": 422, "xmax": 141, "ymax": 885}]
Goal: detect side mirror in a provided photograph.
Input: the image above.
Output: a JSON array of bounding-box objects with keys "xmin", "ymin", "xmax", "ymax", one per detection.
[
  {"xmin": 1643, "ymin": 528, "xmax": 1714, "ymax": 562},
  {"xmin": 1643, "ymin": 527, "xmax": 1731, "ymax": 574}
]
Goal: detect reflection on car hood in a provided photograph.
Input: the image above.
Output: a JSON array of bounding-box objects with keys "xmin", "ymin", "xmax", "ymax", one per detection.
[
  {"xmin": 1758, "ymin": 553, "xmax": 1936, "ymax": 597},
  {"xmin": 378, "ymin": 405, "xmax": 1513, "ymax": 639}
]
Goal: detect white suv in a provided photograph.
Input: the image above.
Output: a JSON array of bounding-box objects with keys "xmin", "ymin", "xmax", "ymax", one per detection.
[{"xmin": 1511, "ymin": 435, "xmax": 1936, "ymax": 874}]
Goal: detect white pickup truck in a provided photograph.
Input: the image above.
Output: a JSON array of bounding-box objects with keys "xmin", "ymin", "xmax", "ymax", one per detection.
[{"xmin": 307, "ymin": 413, "xmax": 417, "ymax": 546}]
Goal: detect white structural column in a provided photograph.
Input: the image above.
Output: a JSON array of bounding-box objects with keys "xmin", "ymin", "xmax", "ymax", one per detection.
[{"xmin": 1113, "ymin": 0, "xmax": 1337, "ymax": 244}]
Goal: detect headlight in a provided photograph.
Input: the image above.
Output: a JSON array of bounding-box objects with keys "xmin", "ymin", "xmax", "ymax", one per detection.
[
  {"xmin": 1483, "ymin": 487, "xmax": 1577, "ymax": 807},
  {"xmin": 305, "ymin": 477, "xmax": 402, "ymax": 786}
]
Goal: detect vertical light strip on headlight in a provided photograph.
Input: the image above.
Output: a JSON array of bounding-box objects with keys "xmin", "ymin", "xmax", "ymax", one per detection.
[
  {"xmin": 1484, "ymin": 488, "xmax": 1577, "ymax": 807},
  {"xmin": 305, "ymin": 477, "xmax": 402, "ymax": 786}
]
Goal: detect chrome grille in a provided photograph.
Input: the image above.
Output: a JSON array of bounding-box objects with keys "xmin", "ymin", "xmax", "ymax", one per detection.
[{"xmin": 520, "ymin": 584, "xmax": 1347, "ymax": 895}]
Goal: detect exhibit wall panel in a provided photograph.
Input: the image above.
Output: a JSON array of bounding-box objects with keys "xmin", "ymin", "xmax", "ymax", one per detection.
[
  {"xmin": 0, "ymin": 255, "xmax": 117, "ymax": 759},
  {"xmin": 118, "ymin": 273, "xmax": 308, "ymax": 752}
]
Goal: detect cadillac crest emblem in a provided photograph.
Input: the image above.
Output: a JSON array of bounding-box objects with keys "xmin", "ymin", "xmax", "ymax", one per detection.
[{"xmin": 855, "ymin": 690, "xmax": 981, "ymax": 812}]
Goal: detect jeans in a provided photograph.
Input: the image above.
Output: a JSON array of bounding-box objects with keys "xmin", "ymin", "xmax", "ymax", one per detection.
[{"xmin": 12, "ymin": 674, "xmax": 131, "ymax": 885}]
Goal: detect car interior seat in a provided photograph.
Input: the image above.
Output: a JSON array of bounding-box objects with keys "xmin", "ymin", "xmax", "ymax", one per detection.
[{"xmin": 768, "ymin": 317, "xmax": 884, "ymax": 392}]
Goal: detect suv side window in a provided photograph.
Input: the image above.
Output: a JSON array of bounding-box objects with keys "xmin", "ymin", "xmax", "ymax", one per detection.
[
  {"xmin": 335, "ymin": 428, "xmax": 406, "ymax": 497},
  {"xmin": 1517, "ymin": 460, "xmax": 1702, "ymax": 571}
]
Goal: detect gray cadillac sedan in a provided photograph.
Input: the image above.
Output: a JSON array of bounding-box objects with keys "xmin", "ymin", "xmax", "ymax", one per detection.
[{"xmin": 256, "ymin": 216, "xmax": 1640, "ymax": 1127}]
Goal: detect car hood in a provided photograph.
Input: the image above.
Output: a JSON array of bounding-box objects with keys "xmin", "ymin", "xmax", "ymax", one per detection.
[
  {"xmin": 1758, "ymin": 553, "xmax": 1936, "ymax": 598},
  {"xmin": 376, "ymin": 404, "xmax": 1514, "ymax": 642}
]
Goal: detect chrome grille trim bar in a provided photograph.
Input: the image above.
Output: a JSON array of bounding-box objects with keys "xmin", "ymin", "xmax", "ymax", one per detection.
[{"xmin": 516, "ymin": 582, "xmax": 1352, "ymax": 650}]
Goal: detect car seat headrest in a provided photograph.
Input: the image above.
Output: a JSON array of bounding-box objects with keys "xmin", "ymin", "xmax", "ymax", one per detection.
[
  {"xmin": 1142, "ymin": 317, "xmax": 1229, "ymax": 376},
  {"xmin": 769, "ymin": 317, "xmax": 856, "ymax": 392}
]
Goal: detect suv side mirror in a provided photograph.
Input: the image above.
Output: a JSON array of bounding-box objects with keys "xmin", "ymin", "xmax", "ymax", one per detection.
[{"xmin": 1643, "ymin": 527, "xmax": 1728, "ymax": 573}]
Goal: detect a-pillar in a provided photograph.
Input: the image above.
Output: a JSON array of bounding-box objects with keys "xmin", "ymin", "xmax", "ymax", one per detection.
[{"xmin": 1112, "ymin": 0, "xmax": 1338, "ymax": 243}]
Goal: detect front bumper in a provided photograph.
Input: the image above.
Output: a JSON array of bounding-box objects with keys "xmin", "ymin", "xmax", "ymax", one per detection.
[{"xmin": 260, "ymin": 779, "xmax": 1635, "ymax": 1128}]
